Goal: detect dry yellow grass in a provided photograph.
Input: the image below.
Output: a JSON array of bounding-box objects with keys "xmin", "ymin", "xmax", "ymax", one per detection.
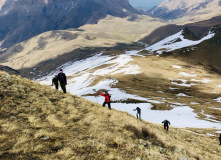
[{"xmin": 0, "ymin": 71, "xmax": 221, "ymax": 160}]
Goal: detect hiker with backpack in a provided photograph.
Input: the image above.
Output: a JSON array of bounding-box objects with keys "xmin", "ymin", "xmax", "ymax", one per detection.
[
  {"xmin": 57, "ymin": 69, "xmax": 67, "ymax": 93},
  {"xmin": 133, "ymin": 107, "xmax": 141, "ymax": 119},
  {"xmin": 162, "ymin": 120, "xmax": 171, "ymax": 132},
  {"xmin": 98, "ymin": 91, "xmax": 111, "ymax": 109},
  {"xmin": 52, "ymin": 75, "xmax": 59, "ymax": 90}
]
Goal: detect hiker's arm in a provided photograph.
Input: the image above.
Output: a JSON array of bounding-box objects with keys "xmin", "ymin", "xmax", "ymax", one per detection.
[
  {"xmin": 65, "ymin": 75, "xmax": 67, "ymax": 85},
  {"xmin": 99, "ymin": 93, "xmax": 104, "ymax": 96}
]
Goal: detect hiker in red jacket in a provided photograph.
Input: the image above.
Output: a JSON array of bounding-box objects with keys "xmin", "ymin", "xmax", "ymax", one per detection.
[{"xmin": 98, "ymin": 91, "xmax": 111, "ymax": 109}]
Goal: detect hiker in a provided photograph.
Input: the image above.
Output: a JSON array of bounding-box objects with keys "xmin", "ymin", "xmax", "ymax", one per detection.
[
  {"xmin": 162, "ymin": 120, "xmax": 170, "ymax": 132},
  {"xmin": 57, "ymin": 69, "xmax": 67, "ymax": 93},
  {"xmin": 219, "ymin": 133, "xmax": 221, "ymax": 145},
  {"xmin": 52, "ymin": 75, "xmax": 59, "ymax": 90},
  {"xmin": 98, "ymin": 91, "xmax": 111, "ymax": 109},
  {"xmin": 133, "ymin": 107, "xmax": 141, "ymax": 119}
]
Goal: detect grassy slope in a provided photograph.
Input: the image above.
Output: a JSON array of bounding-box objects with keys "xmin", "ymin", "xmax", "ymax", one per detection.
[{"xmin": 0, "ymin": 72, "xmax": 221, "ymax": 160}]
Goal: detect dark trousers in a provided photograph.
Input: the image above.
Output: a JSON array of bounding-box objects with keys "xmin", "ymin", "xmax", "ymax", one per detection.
[
  {"xmin": 136, "ymin": 112, "xmax": 141, "ymax": 119},
  {"xmin": 54, "ymin": 83, "xmax": 58, "ymax": 90},
  {"xmin": 60, "ymin": 83, "xmax": 66, "ymax": 93},
  {"xmin": 164, "ymin": 125, "xmax": 169, "ymax": 131},
  {"xmin": 103, "ymin": 102, "xmax": 111, "ymax": 109}
]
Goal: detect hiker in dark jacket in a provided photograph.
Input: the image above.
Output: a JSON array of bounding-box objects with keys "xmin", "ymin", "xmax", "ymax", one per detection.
[
  {"xmin": 162, "ymin": 120, "xmax": 170, "ymax": 132},
  {"xmin": 133, "ymin": 107, "xmax": 141, "ymax": 119},
  {"xmin": 219, "ymin": 133, "xmax": 221, "ymax": 145},
  {"xmin": 52, "ymin": 75, "xmax": 59, "ymax": 90},
  {"xmin": 57, "ymin": 69, "xmax": 67, "ymax": 93},
  {"xmin": 98, "ymin": 91, "xmax": 111, "ymax": 109}
]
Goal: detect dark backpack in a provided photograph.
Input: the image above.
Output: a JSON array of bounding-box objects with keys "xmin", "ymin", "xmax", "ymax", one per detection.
[{"xmin": 59, "ymin": 73, "xmax": 66, "ymax": 83}]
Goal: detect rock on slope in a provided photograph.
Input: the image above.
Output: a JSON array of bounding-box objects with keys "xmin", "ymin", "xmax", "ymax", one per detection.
[{"xmin": 0, "ymin": 71, "xmax": 221, "ymax": 159}]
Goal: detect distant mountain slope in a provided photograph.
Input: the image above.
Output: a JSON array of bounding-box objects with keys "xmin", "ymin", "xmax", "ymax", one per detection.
[
  {"xmin": 0, "ymin": 0, "xmax": 141, "ymax": 49},
  {"xmin": 0, "ymin": 15, "xmax": 165, "ymax": 72},
  {"xmin": 1, "ymin": 71, "xmax": 221, "ymax": 159},
  {"xmin": 168, "ymin": 25, "xmax": 221, "ymax": 74},
  {"xmin": 141, "ymin": 15, "xmax": 221, "ymax": 45},
  {"xmin": 149, "ymin": 0, "xmax": 221, "ymax": 20}
]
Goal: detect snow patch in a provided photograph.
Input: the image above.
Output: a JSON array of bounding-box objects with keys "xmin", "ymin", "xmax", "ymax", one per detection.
[
  {"xmin": 112, "ymin": 104, "xmax": 221, "ymax": 129},
  {"xmin": 191, "ymin": 102, "xmax": 200, "ymax": 105},
  {"xmin": 214, "ymin": 97, "xmax": 221, "ymax": 103},
  {"xmin": 170, "ymin": 79, "xmax": 197, "ymax": 87},
  {"xmin": 172, "ymin": 65, "xmax": 182, "ymax": 69},
  {"xmin": 146, "ymin": 30, "xmax": 215, "ymax": 54},
  {"xmin": 176, "ymin": 93, "xmax": 188, "ymax": 97},
  {"xmin": 179, "ymin": 72, "xmax": 197, "ymax": 77},
  {"xmin": 191, "ymin": 78, "xmax": 212, "ymax": 83}
]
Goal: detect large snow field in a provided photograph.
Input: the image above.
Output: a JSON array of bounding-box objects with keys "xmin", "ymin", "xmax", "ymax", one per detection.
[{"xmin": 37, "ymin": 29, "xmax": 221, "ymax": 129}]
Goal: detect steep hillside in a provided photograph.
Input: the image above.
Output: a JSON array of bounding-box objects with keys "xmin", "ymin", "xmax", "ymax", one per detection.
[
  {"xmin": 1, "ymin": 71, "xmax": 221, "ymax": 159},
  {"xmin": 149, "ymin": 0, "xmax": 221, "ymax": 21},
  {"xmin": 0, "ymin": 0, "xmax": 142, "ymax": 49},
  {"xmin": 165, "ymin": 25, "xmax": 221, "ymax": 74}
]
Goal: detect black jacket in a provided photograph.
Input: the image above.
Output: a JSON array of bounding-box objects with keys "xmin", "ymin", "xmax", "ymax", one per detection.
[
  {"xmin": 134, "ymin": 107, "xmax": 141, "ymax": 113},
  {"xmin": 58, "ymin": 72, "xmax": 67, "ymax": 85},
  {"xmin": 162, "ymin": 120, "xmax": 170, "ymax": 126},
  {"xmin": 52, "ymin": 77, "xmax": 58, "ymax": 85}
]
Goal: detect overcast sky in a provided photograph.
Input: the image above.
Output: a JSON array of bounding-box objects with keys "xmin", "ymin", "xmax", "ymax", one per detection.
[{"xmin": 129, "ymin": 0, "xmax": 164, "ymax": 9}]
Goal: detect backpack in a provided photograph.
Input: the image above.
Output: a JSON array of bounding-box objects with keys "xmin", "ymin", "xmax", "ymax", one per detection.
[{"xmin": 59, "ymin": 73, "xmax": 66, "ymax": 83}]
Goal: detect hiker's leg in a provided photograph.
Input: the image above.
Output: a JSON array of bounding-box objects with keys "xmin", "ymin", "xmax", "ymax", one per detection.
[
  {"xmin": 62, "ymin": 84, "xmax": 66, "ymax": 93},
  {"xmin": 60, "ymin": 83, "xmax": 64, "ymax": 92},
  {"xmin": 164, "ymin": 125, "xmax": 166, "ymax": 130},
  {"xmin": 61, "ymin": 83, "xmax": 66, "ymax": 93},
  {"xmin": 55, "ymin": 83, "xmax": 58, "ymax": 90},
  {"xmin": 107, "ymin": 102, "xmax": 111, "ymax": 109},
  {"xmin": 103, "ymin": 102, "xmax": 106, "ymax": 107}
]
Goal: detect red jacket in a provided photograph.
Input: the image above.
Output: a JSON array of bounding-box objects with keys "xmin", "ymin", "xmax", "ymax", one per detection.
[{"xmin": 99, "ymin": 93, "xmax": 111, "ymax": 102}]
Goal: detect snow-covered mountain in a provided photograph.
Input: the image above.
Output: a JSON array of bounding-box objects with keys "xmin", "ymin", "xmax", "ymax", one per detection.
[{"xmin": 150, "ymin": 0, "xmax": 221, "ymax": 20}]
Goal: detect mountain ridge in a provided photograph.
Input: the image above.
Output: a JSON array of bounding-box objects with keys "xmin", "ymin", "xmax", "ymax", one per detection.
[
  {"xmin": 0, "ymin": 0, "xmax": 141, "ymax": 49},
  {"xmin": 149, "ymin": 0, "xmax": 221, "ymax": 20}
]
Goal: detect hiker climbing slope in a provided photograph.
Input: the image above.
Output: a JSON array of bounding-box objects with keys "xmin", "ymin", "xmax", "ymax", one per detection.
[
  {"xmin": 133, "ymin": 107, "xmax": 141, "ymax": 119},
  {"xmin": 57, "ymin": 69, "xmax": 67, "ymax": 93},
  {"xmin": 52, "ymin": 75, "xmax": 59, "ymax": 90},
  {"xmin": 162, "ymin": 120, "xmax": 170, "ymax": 132},
  {"xmin": 219, "ymin": 133, "xmax": 221, "ymax": 145},
  {"xmin": 98, "ymin": 91, "xmax": 111, "ymax": 109}
]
